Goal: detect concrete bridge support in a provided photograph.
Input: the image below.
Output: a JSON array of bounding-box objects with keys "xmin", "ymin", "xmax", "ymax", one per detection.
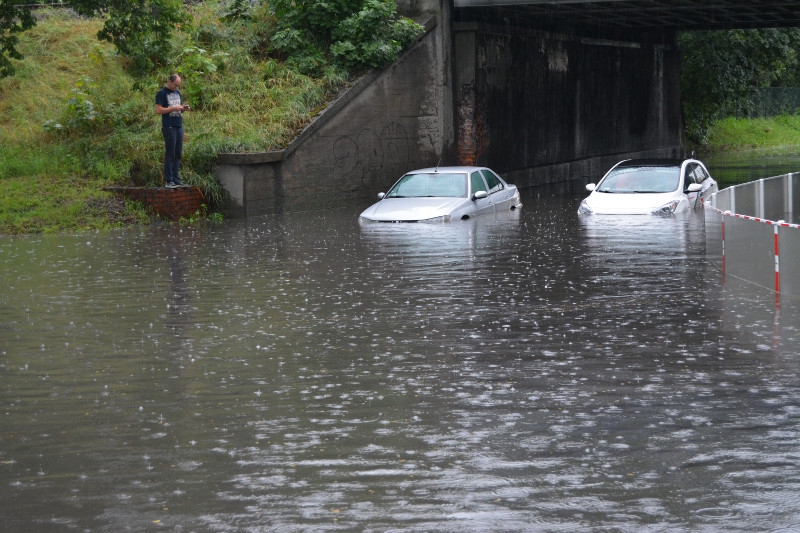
[
  {"xmin": 453, "ymin": 18, "xmax": 685, "ymax": 189},
  {"xmin": 215, "ymin": 0, "xmax": 685, "ymax": 216}
]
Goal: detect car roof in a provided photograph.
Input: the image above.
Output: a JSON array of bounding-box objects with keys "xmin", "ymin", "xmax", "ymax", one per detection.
[
  {"xmin": 614, "ymin": 158, "xmax": 695, "ymax": 169},
  {"xmin": 405, "ymin": 166, "xmax": 491, "ymax": 174}
]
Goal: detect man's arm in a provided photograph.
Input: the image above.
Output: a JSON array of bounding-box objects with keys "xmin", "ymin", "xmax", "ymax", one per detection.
[
  {"xmin": 156, "ymin": 103, "xmax": 178, "ymax": 114},
  {"xmin": 155, "ymin": 103, "xmax": 191, "ymax": 114}
]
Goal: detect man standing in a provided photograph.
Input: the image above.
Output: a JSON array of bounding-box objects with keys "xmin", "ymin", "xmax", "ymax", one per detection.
[{"xmin": 155, "ymin": 74, "xmax": 190, "ymax": 187}]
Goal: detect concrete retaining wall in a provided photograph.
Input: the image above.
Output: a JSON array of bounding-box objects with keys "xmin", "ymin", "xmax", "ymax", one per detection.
[{"xmin": 215, "ymin": 15, "xmax": 452, "ymax": 217}]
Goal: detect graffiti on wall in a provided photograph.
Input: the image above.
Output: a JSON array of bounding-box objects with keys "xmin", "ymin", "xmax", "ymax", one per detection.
[{"xmin": 333, "ymin": 122, "xmax": 410, "ymax": 190}]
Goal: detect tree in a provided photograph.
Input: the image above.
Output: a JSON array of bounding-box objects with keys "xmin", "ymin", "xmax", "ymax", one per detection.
[
  {"xmin": 69, "ymin": 0, "xmax": 188, "ymax": 75},
  {"xmin": 680, "ymin": 28, "xmax": 800, "ymax": 144},
  {"xmin": 0, "ymin": 0, "xmax": 187, "ymax": 78},
  {"xmin": 330, "ymin": 0, "xmax": 425, "ymax": 70},
  {"xmin": 269, "ymin": 0, "xmax": 423, "ymax": 75},
  {"xmin": 0, "ymin": 0, "xmax": 35, "ymax": 77}
]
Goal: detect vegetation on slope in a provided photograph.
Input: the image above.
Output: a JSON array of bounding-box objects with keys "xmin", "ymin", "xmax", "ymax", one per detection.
[
  {"xmin": 0, "ymin": 1, "xmax": 422, "ymax": 234},
  {"xmin": 699, "ymin": 115, "xmax": 800, "ymax": 154}
]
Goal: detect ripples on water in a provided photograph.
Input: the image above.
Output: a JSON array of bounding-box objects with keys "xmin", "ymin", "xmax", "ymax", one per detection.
[{"xmin": 2, "ymin": 189, "xmax": 800, "ymax": 532}]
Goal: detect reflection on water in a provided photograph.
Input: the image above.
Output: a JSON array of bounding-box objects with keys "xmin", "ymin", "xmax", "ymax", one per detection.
[
  {"xmin": 2, "ymin": 189, "xmax": 800, "ymax": 532},
  {"xmin": 703, "ymin": 149, "xmax": 800, "ymax": 188}
]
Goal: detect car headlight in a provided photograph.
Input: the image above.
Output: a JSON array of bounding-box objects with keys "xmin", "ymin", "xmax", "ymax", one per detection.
[
  {"xmin": 421, "ymin": 215, "xmax": 451, "ymax": 223},
  {"xmin": 651, "ymin": 200, "xmax": 679, "ymax": 215},
  {"xmin": 577, "ymin": 199, "xmax": 593, "ymax": 215}
]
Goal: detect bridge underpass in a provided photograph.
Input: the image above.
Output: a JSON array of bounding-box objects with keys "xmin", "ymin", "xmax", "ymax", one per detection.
[
  {"xmin": 452, "ymin": 0, "xmax": 800, "ymax": 30},
  {"xmin": 216, "ymin": 0, "xmax": 800, "ymax": 216},
  {"xmin": 445, "ymin": 0, "xmax": 800, "ymax": 190}
]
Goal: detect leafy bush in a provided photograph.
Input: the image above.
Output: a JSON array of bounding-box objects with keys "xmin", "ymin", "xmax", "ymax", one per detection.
[
  {"xmin": 268, "ymin": 0, "xmax": 424, "ymax": 75},
  {"xmin": 331, "ymin": 0, "xmax": 423, "ymax": 69},
  {"xmin": 221, "ymin": 0, "xmax": 253, "ymax": 22},
  {"xmin": 178, "ymin": 46, "xmax": 230, "ymax": 107}
]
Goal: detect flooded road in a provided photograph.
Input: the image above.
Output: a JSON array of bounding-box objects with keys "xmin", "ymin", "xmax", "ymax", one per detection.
[
  {"xmin": 3, "ymin": 178, "xmax": 800, "ymax": 531},
  {"xmin": 703, "ymin": 148, "xmax": 800, "ymax": 188}
]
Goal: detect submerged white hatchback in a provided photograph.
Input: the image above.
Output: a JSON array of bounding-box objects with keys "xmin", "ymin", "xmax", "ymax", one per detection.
[
  {"xmin": 578, "ymin": 158, "xmax": 718, "ymax": 215},
  {"xmin": 359, "ymin": 166, "xmax": 522, "ymax": 222}
]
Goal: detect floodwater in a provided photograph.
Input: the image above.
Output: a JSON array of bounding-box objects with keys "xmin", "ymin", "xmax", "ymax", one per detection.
[
  {"xmin": 703, "ymin": 148, "xmax": 800, "ymax": 188},
  {"xmin": 3, "ymin": 156, "xmax": 800, "ymax": 532}
]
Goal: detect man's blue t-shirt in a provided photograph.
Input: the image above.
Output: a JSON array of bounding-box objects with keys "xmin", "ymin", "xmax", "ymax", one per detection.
[{"xmin": 156, "ymin": 86, "xmax": 183, "ymax": 129}]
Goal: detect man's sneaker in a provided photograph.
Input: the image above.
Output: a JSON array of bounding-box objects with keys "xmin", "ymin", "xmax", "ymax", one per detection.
[
  {"xmin": 166, "ymin": 182, "xmax": 179, "ymax": 188},
  {"xmin": 173, "ymin": 178, "xmax": 184, "ymax": 186}
]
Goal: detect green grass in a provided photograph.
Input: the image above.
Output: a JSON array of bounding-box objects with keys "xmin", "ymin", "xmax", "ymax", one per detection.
[
  {"xmin": 0, "ymin": 4, "xmax": 351, "ymax": 234},
  {"xmin": 0, "ymin": 145, "xmax": 151, "ymax": 233},
  {"xmin": 700, "ymin": 114, "xmax": 800, "ymax": 154}
]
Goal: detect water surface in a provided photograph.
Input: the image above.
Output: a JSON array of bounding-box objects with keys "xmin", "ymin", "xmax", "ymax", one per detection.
[
  {"xmin": 2, "ymin": 184, "xmax": 800, "ymax": 532},
  {"xmin": 703, "ymin": 149, "xmax": 800, "ymax": 187}
]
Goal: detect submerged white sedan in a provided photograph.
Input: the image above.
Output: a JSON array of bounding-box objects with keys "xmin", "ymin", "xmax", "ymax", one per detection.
[
  {"xmin": 359, "ymin": 166, "xmax": 522, "ymax": 222},
  {"xmin": 578, "ymin": 158, "xmax": 718, "ymax": 215}
]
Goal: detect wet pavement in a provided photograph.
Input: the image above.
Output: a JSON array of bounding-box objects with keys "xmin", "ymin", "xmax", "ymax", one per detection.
[{"xmin": 2, "ymin": 171, "xmax": 800, "ymax": 531}]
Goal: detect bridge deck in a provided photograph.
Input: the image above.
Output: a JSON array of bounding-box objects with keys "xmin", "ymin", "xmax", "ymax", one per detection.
[{"xmin": 453, "ymin": 0, "xmax": 800, "ymax": 30}]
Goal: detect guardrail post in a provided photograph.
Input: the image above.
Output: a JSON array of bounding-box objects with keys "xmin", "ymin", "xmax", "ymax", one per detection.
[{"xmin": 705, "ymin": 173, "xmax": 799, "ymax": 301}]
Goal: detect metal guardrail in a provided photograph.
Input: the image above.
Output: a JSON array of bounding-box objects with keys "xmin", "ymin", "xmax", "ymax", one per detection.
[{"xmin": 705, "ymin": 172, "xmax": 800, "ymax": 298}]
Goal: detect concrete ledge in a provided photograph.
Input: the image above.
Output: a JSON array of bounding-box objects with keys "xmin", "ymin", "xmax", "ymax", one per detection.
[
  {"xmin": 107, "ymin": 186, "xmax": 205, "ymax": 221},
  {"xmin": 216, "ymin": 151, "xmax": 284, "ymax": 165}
]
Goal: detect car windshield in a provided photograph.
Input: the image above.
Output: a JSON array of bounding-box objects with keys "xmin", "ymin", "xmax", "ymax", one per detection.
[
  {"xmin": 385, "ymin": 172, "xmax": 467, "ymax": 198},
  {"xmin": 597, "ymin": 166, "xmax": 680, "ymax": 193}
]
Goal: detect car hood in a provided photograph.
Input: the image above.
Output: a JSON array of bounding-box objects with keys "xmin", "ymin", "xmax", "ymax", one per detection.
[
  {"xmin": 583, "ymin": 191, "xmax": 686, "ymax": 215},
  {"xmin": 359, "ymin": 197, "xmax": 468, "ymax": 222}
]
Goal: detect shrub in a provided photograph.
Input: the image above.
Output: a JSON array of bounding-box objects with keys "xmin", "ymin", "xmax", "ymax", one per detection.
[{"xmin": 268, "ymin": 0, "xmax": 423, "ymax": 75}]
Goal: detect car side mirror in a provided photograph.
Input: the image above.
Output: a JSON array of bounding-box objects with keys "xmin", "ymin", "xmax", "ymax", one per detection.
[
  {"xmin": 377, "ymin": 192, "xmax": 386, "ymax": 199},
  {"xmin": 585, "ymin": 183, "xmax": 597, "ymax": 192},
  {"xmin": 472, "ymin": 190, "xmax": 488, "ymax": 201},
  {"xmin": 686, "ymin": 183, "xmax": 702, "ymax": 192}
]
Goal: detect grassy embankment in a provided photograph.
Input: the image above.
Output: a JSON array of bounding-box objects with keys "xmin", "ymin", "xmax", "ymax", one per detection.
[
  {"xmin": 699, "ymin": 115, "xmax": 800, "ymax": 154},
  {"xmin": 0, "ymin": 4, "xmax": 350, "ymax": 234}
]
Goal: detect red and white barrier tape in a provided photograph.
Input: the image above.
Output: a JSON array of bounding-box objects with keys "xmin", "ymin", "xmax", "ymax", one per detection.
[{"xmin": 704, "ymin": 202, "xmax": 798, "ymax": 298}]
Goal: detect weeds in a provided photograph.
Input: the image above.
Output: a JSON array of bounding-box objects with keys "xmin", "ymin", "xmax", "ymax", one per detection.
[{"xmin": 0, "ymin": 3, "xmax": 358, "ymax": 234}]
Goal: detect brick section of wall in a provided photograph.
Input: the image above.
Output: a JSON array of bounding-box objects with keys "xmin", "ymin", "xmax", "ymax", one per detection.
[
  {"xmin": 107, "ymin": 186, "xmax": 204, "ymax": 221},
  {"xmin": 457, "ymin": 83, "xmax": 487, "ymax": 166}
]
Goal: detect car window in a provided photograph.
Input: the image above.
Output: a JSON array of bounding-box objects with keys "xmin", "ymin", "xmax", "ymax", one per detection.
[
  {"xmin": 471, "ymin": 172, "xmax": 488, "ymax": 195},
  {"xmin": 481, "ymin": 169, "xmax": 504, "ymax": 193},
  {"xmin": 685, "ymin": 163, "xmax": 711, "ymax": 186},
  {"xmin": 598, "ymin": 166, "xmax": 680, "ymax": 193},
  {"xmin": 695, "ymin": 165, "xmax": 710, "ymax": 182},
  {"xmin": 684, "ymin": 163, "xmax": 698, "ymax": 189},
  {"xmin": 386, "ymin": 172, "xmax": 467, "ymax": 198}
]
